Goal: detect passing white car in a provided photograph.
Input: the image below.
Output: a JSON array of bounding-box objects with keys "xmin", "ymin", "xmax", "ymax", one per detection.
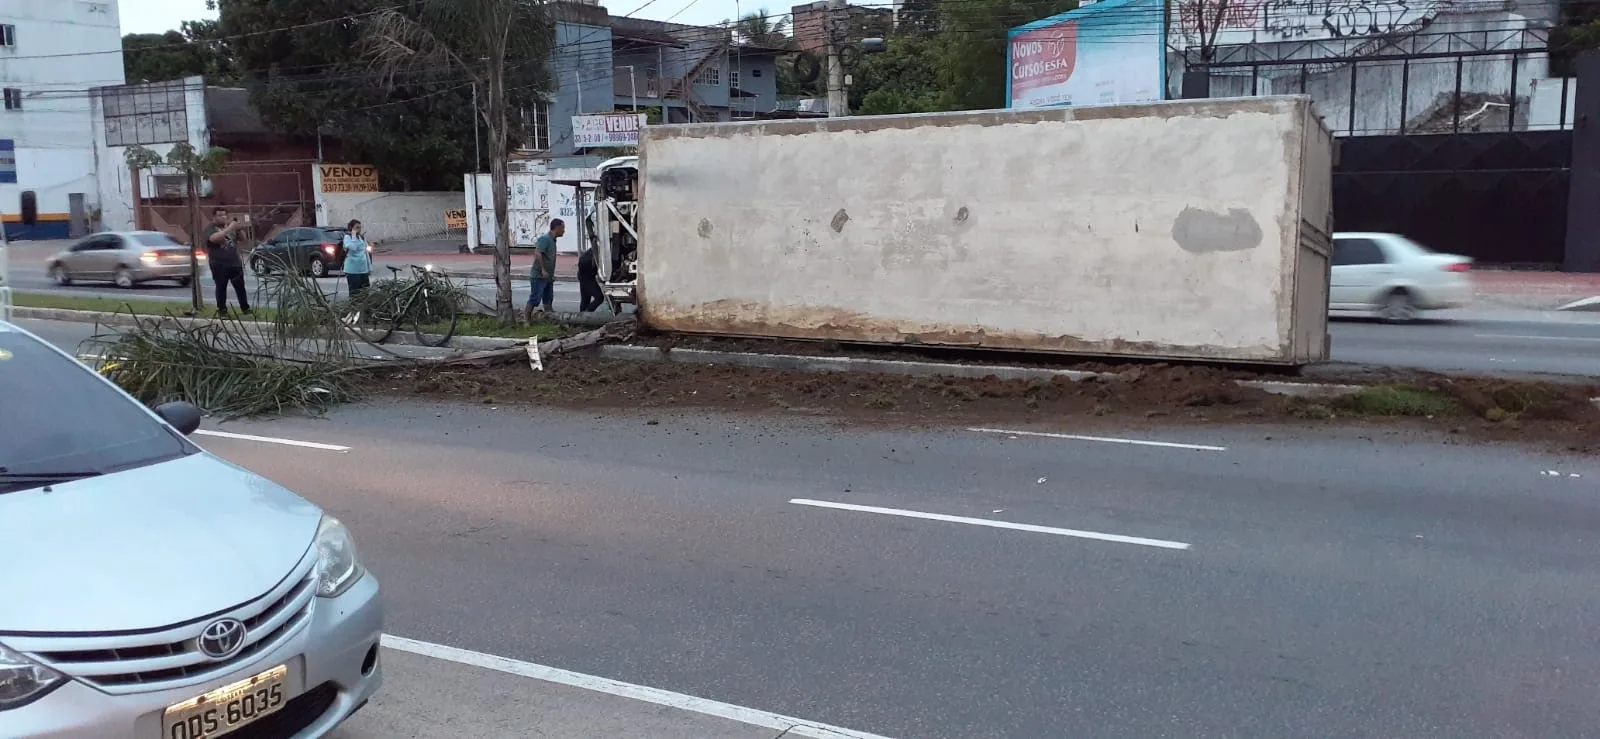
[{"xmin": 1329, "ymin": 232, "xmax": 1473, "ymax": 322}]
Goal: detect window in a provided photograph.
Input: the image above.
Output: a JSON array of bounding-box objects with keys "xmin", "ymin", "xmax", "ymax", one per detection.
[
  {"xmin": 1332, "ymin": 238, "xmax": 1387, "ymax": 266},
  {"xmin": 0, "ymin": 24, "xmax": 15, "ymax": 48},
  {"xmin": 132, "ymin": 233, "xmax": 181, "ymax": 247},
  {"xmin": 728, "ymin": 70, "xmax": 740, "ymax": 88},
  {"xmin": 101, "ymin": 80, "xmax": 190, "ymax": 146},
  {"xmin": 0, "ymin": 330, "xmax": 197, "ymax": 490},
  {"xmin": 521, "ymin": 99, "xmax": 551, "ymax": 151},
  {"xmin": 751, "ymin": 68, "xmax": 762, "ymax": 78},
  {"xmin": 694, "ymin": 66, "xmax": 721, "ymax": 86},
  {"xmin": 3, "ymin": 88, "xmax": 21, "ymax": 111}
]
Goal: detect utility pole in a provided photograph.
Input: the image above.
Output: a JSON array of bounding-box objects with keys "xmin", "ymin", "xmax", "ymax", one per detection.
[{"xmin": 825, "ymin": 0, "xmax": 849, "ymax": 117}]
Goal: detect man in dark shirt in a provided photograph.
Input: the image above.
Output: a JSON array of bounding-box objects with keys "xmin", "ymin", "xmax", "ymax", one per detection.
[
  {"xmin": 577, "ymin": 246, "xmax": 603, "ymax": 312},
  {"xmin": 202, "ymin": 208, "xmax": 251, "ymax": 316}
]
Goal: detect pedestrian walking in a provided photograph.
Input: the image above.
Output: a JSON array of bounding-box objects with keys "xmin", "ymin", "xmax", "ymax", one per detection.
[
  {"xmin": 202, "ymin": 208, "xmax": 251, "ymax": 316},
  {"xmin": 524, "ymin": 218, "xmax": 563, "ymax": 324},
  {"xmin": 578, "ymin": 245, "xmax": 604, "ymax": 312},
  {"xmin": 342, "ymin": 220, "xmax": 373, "ymax": 298}
]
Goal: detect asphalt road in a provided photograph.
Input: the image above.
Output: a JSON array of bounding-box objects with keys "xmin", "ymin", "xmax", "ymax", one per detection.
[
  {"xmin": 1329, "ymin": 311, "xmax": 1600, "ymax": 378},
  {"xmin": 173, "ymin": 399, "xmax": 1600, "ymax": 739}
]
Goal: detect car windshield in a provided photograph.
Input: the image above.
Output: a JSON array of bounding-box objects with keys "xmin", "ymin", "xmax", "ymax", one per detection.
[
  {"xmin": 0, "ymin": 327, "xmax": 197, "ymax": 492},
  {"xmin": 133, "ymin": 233, "xmax": 181, "ymax": 247}
]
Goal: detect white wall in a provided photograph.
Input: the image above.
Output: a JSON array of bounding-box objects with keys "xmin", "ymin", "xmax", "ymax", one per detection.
[
  {"xmin": 89, "ymin": 76, "xmax": 211, "ymax": 233},
  {"xmin": 464, "ymin": 172, "xmax": 582, "ymax": 254},
  {"xmin": 0, "ymin": 0, "xmax": 125, "ymax": 230},
  {"xmin": 318, "ymin": 191, "xmax": 462, "ymax": 243},
  {"xmin": 637, "ymin": 98, "xmax": 1332, "ymax": 364},
  {"xmin": 1528, "ymin": 77, "xmax": 1577, "ymax": 130}
]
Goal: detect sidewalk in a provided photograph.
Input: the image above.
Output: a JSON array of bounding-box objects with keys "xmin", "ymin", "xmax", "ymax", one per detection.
[
  {"xmin": 1472, "ymin": 269, "xmax": 1600, "ymax": 310},
  {"xmin": 374, "ymin": 253, "xmax": 579, "ymax": 282}
]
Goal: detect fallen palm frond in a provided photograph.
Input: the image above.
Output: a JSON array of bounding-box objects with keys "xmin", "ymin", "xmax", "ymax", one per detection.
[
  {"xmin": 82, "ymin": 268, "xmax": 370, "ymax": 419},
  {"xmin": 343, "ymin": 270, "xmax": 471, "ymax": 329}
]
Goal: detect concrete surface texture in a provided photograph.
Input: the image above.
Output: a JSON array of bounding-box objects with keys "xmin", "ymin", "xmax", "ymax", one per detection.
[
  {"xmin": 180, "ymin": 402, "xmax": 1600, "ymax": 738},
  {"xmin": 638, "ymin": 98, "xmax": 1329, "ymax": 362}
]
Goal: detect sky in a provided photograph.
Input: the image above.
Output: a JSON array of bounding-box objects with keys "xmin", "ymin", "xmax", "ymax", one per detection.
[{"xmin": 117, "ymin": 0, "xmax": 760, "ymax": 37}]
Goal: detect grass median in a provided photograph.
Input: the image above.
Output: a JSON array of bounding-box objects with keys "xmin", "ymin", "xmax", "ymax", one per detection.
[{"xmin": 13, "ymin": 292, "xmax": 279, "ymax": 321}]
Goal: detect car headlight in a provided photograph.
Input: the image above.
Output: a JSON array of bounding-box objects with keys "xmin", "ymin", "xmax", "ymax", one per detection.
[
  {"xmin": 0, "ymin": 641, "xmax": 64, "ymax": 711},
  {"xmin": 313, "ymin": 516, "xmax": 364, "ymax": 599}
]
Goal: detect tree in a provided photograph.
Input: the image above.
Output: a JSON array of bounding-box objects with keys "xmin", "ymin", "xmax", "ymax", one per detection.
[
  {"xmin": 851, "ymin": 37, "xmax": 941, "ymax": 115},
  {"xmin": 125, "ymin": 143, "xmax": 230, "ymax": 313},
  {"xmin": 366, "ymin": 0, "xmax": 556, "ymax": 323},
  {"xmin": 934, "ymin": 0, "xmax": 1077, "ymax": 111},
  {"xmin": 122, "ymin": 19, "xmax": 237, "ymax": 83},
  {"xmin": 733, "ymin": 9, "xmax": 791, "ymax": 46}
]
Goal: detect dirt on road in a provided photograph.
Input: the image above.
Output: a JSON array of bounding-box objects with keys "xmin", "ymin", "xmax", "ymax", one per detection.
[{"xmin": 376, "ymin": 345, "xmax": 1600, "ymax": 452}]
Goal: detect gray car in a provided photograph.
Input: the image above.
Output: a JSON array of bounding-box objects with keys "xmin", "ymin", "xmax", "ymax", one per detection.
[
  {"xmin": 45, "ymin": 231, "xmax": 206, "ymax": 289},
  {"xmin": 0, "ymin": 320, "xmax": 383, "ymax": 737}
]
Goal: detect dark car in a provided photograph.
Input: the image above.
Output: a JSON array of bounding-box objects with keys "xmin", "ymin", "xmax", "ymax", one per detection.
[{"xmin": 247, "ymin": 227, "xmax": 349, "ymax": 278}]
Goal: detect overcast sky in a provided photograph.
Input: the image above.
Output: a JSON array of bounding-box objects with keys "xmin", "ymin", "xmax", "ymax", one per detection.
[{"xmin": 118, "ymin": 0, "xmax": 765, "ymax": 38}]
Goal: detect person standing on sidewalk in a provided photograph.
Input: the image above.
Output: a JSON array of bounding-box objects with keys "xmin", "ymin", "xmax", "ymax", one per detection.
[
  {"xmin": 203, "ymin": 208, "xmax": 251, "ymax": 316},
  {"xmin": 524, "ymin": 219, "xmax": 563, "ymax": 324},
  {"xmin": 578, "ymin": 245, "xmax": 604, "ymax": 312},
  {"xmin": 342, "ymin": 220, "xmax": 373, "ymax": 299}
]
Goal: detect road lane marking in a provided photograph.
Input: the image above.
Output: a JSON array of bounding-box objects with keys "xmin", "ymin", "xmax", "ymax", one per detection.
[
  {"xmin": 193, "ymin": 429, "xmax": 351, "ymax": 452},
  {"xmin": 968, "ymin": 426, "xmax": 1227, "ymax": 452},
  {"xmin": 380, "ymin": 635, "xmax": 896, "ymax": 739},
  {"xmin": 789, "ymin": 499, "xmax": 1192, "ymax": 550},
  {"xmin": 1472, "ymin": 333, "xmax": 1600, "ymax": 342}
]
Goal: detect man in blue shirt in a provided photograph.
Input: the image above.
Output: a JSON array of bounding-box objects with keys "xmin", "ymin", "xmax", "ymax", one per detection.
[{"xmin": 524, "ymin": 219, "xmax": 564, "ymax": 324}]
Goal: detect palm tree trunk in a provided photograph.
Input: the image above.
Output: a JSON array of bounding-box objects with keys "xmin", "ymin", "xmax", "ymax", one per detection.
[{"xmin": 487, "ymin": 56, "xmax": 515, "ymax": 322}]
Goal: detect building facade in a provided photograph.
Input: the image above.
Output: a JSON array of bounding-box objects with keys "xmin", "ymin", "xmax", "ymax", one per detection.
[
  {"xmin": 1, "ymin": 0, "xmax": 125, "ymax": 239},
  {"xmin": 535, "ymin": 0, "xmax": 805, "ymax": 163}
]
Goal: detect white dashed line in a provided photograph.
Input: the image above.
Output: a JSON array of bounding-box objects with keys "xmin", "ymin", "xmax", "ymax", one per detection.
[
  {"xmin": 381, "ymin": 635, "xmax": 897, "ymax": 739},
  {"xmin": 789, "ymin": 499, "xmax": 1192, "ymax": 550},
  {"xmin": 193, "ymin": 429, "xmax": 351, "ymax": 452},
  {"xmin": 968, "ymin": 427, "xmax": 1227, "ymax": 452}
]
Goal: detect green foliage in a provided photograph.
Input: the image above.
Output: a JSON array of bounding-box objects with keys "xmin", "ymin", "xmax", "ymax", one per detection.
[
  {"xmin": 123, "ymin": 143, "xmax": 230, "ymax": 176},
  {"xmin": 220, "ymin": 0, "xmax": 552, "ymax": 191},
  {"xmin": 122, "ymin": 21, "xmax": 238, "ymax": 84},
  {"xmin": 848, "ymin": 0, "xmax": 1077, "ymax": 114},
  {"xmin": 733, "ymin": 9, "xmax": 792, "ymax": 46}
]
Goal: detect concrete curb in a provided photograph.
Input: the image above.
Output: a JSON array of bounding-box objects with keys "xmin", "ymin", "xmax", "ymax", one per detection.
[
  {"xmin": 9, "ymin": 306, "xmax": 610, "ymax": 352},
  {"xmin": 1555, "ymin": 296, "xmax": 1600, "ymax": 312},
  {"xmin": 596, "ymin": 345, "xmax": 1366, "ymax": 399}
]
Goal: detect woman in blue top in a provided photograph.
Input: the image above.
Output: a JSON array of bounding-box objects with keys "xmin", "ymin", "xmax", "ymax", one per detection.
[{"xmin": 342, "ymin": 220, "xmax": 373, "ymax": 297}]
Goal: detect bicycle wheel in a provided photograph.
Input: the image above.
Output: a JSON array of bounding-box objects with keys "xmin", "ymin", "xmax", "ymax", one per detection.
[
  {"xmin": 346, "ymin": 304, "xmax": 396, "ymax": 344},
  {"xmin": 409, "ymin": 289, "xmax": 458, "ymax": 347}
]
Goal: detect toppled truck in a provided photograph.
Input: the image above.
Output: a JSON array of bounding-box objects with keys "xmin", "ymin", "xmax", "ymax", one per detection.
[{"xmin": 573, "ymin": 96, "xmax": 1336, "ymax": 366}]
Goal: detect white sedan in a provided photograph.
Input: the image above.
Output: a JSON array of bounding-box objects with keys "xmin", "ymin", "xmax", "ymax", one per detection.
[{"xmin": 1329, "ymin": 232, "xmax": 1473, "ymax": 322}]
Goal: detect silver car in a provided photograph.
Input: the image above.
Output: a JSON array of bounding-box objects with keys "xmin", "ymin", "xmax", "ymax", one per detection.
[
  {"xmin": 0, "ymin": 321, "xmax": 383, "ymax": 737},
  {"xmin": 45, "ymin": 231, "xmax": 206, "ymax": 289}
]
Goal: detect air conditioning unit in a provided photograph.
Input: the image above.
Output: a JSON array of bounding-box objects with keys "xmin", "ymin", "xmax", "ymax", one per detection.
[{"xmin": 152, "ymin": 174, "xmax": 187, "ymax": 198}]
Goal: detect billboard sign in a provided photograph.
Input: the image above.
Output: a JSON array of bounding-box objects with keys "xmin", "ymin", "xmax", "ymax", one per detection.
[
  {"xmin": 572, "ymin": 113, "xmax": 647, "ymax": 149},
  {"xmin": 0, "ymin": 140, "xmax": 14, "ymax": 184},
  {"xmin": 1007, "ymin": 0, "xmax": 1165, "ymax": 110},
  {"xmin": 319, "ymin": 164, "xmax": 379, "ymax": 193}
]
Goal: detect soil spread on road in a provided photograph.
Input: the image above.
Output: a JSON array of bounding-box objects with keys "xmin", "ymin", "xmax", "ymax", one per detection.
[{"xmin": 374, "ymin": 339, "xmax": 1600, "ymax": 453}]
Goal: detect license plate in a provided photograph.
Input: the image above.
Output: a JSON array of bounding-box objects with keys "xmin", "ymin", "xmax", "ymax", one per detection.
[{"xmin": 161, "ymin": 664, "xmax": 288, "ymax": 739}]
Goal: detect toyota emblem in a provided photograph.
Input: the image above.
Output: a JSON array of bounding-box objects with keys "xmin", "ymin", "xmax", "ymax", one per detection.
[{"xmin": 197, "ymin": 618, "xmax": 248, "ymax": 660}]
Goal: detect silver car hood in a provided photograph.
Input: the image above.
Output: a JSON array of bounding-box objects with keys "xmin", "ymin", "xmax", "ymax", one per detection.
[{"xmin": 0, "ymin": 453, "xmax": 322, "ymax": 633}]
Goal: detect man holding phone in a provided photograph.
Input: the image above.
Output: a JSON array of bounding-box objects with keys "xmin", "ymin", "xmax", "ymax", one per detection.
[{"xmin": 203, "ymin": 208, "xmax": 251, "ymax": 316}]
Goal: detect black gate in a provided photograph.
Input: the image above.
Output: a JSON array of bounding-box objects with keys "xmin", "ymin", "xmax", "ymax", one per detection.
[{"xmin": 1333, "ymin": 131, "xmax": 1571, "ymax": 266}]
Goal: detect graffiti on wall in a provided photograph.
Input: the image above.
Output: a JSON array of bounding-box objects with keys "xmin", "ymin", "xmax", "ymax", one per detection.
[{"xmin": 1177, "ymin": 0, "xmax": 1450, "ymax": 45}]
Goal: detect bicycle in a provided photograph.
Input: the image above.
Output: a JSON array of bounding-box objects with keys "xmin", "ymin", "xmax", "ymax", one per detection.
[{"xmin": 344, "ymin": 264, "xmax": 461, "ymax": 347}]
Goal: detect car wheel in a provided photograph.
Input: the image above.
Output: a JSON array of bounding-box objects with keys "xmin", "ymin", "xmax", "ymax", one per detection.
[
  {"xmin": 114, "ymin": 267, "xmax": 136, "ymax": 289},
  {"xmin": 177, "ymin": 276, "xmax": 192, "ymax": 287},
  {"xmin": 49, "ymin": 264, "xmax": 73, "ymax": 286},
  {"xmin": 249, "ymin": 254, "xmax": 268, "ymax": 274},
  {"xmin": 1379, "ymin": 289, "xmax": 1418, "ymax": 323},
  {"xmin": 309, "ymin": 257, "xmax": 328, "ymax": 278}
]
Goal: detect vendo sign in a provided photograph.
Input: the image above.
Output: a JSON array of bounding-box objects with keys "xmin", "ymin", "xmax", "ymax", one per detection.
[{"xmin": 572, "ymin": 113, "xmax": 648, "ymax": 149}]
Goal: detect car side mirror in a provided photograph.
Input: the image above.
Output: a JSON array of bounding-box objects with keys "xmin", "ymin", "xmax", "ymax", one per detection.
[{"xmin": 154, "ymin": 401, "xmax": 203, "ymax": 435}]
